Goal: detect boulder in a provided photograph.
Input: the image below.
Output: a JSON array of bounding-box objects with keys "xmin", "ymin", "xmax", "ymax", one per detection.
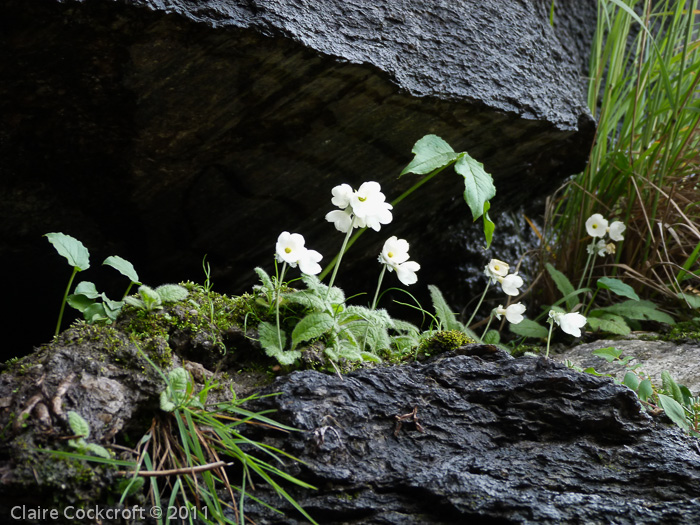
[{"xmin": 0, "ymin": 0, "xmax": 597, "ymax": 356}]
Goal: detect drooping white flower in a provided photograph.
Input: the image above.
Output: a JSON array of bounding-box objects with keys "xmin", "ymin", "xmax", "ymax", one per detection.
[
  {"xmin": 549, "ymin": 310, "xmax": 587, "ymax": 337},
  {"xmin": 379, "ymin": 236, "xmax": 410, "ymax": 267},
  {"xmin": 498, "ymin": 273, "xmax": 524, "ymax": 296},
  {"xmin": 274, "ymin": 232, "xmax": 322, "ymax": 275},
  {"xmin": 484, "ymin": 259, "xmax": 510, "ymax": 281},
  {"xmin": 394, "ymin": 261, "xmax": 421, "ymax": 286},
  {"xmin": 608, "ymin": 221, "xmax": 626, "ymax": 242},
  {"xmin": 494, "ymin": 303, "xmax": 526, "ymax": 324},
  {"xmin": 379, "ymin": 236, "xmax": 419, "ymax": 286},
  {"xmin": 585, "ymin": 213, "xmax": 608, "ymax": 238},
  {"xmin": 596, "ymin": 239, "xmax": 608, "ymax": 257},
  {"xmin": 298, "ymin": 248, "xmax": 323, "ymax": 276},
  {"xmin": 325, "ymin": 208, "xmax": 355, "ymax": 233}
]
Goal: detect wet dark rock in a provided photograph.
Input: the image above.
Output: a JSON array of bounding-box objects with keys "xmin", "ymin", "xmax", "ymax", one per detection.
[
  {"xmin": 1, "ymin": 0, "xmax": 597, "ymax": 356},
  {"xmin": 241, "ymin": 349, "xmax": 700, "ymax": 524}
]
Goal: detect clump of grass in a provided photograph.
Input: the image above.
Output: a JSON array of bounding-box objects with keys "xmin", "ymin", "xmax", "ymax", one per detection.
[{"xmin": 543, "ymin": 0, "xmax": 700, "ymax": 310}]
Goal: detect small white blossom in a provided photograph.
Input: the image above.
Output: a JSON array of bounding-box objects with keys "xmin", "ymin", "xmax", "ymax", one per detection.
[
  {"xmin": 585, "ymin": 213, "xmax": 608, "ymax": 238},
  {"xmin": 330, "ymin": 183, "xmax": 354, "ymax": 209},
  {"xmin": 325, "ymin": 208, "xmax": 355, "ymax": 233},
  {"xmin": 498, "ymin": 273, "xmax": 524, "ymax": 296},
  {"xmin": 494, "ymin": 303, "xmax": 526, "ymax": 324},
  {"xmin": 549, "ymin": 310, "xmax": 587, "ymax": 337},
  {"xmin": 484, "ymin": 259, "xmax": 510, "ymax": 281},
  {"xmin": 274, "ymin": 232, "xmax": 322, "ymax": 275},
  {"xmin": 326, "ymin": 181, "xmax": 393, "ymax": 232},
  {"xmin": 608, "ymin": 221, "xmax": 626, "ymax": 242},
  {"xmin": 379, "ymin": 236, "xmax": 419, "ymax": 286}
]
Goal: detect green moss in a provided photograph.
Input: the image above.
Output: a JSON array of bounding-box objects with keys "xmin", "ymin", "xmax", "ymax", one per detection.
[
  {"xmin": 510, "ymin": 344, "xmax": 544, "ymax": 357},
  {"xmin": 417, "ymin": 330, "xmax": 475, "ymax": 358},
  {"xmin": 646, "ymin": 320, "xmax": 700, "ymax": 343}
]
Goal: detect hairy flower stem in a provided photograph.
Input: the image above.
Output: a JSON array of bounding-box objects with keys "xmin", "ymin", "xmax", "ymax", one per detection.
[
  {"xmin": 578, "ymin": 239, "xmax": 597, "ymax": 290},
  {"xmin": 55, "ymin": 266, "xmax": 80, "ymax": 337},
  {"xmin": 545, "ymin": 319, "xmax": 554, "ymax": 358},
  {"xmin": 466, "ymin": 281, "xmax": 491, "ymax": 329},
  {"xmin": 319, "ymin": 164, "xmax": 450, "ymax": 281},
  {"xmin": 370, "ymin": 265, "xmax": 387, "ymax": 311},
  {"xmin": 326, "ymin": 216, "xmax": 356, "ymax": 297},
  {"xmin": 275, "ymin": 262, "xmax": 288, "ymax": 351}
]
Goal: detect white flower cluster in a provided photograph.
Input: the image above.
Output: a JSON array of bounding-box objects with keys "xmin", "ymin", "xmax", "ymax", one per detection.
[
  {"xmin": 275, "ymin": 231, "xmax": 323, "ymax": 276},
  {"xmin": 378, "ymin": 236, "xmax": 420, "ymax": 286},
  {"xmin": 585, "ymin": 213, "xmax": 626, "ymax": 257},
  {"xmin": 325, "ymin": 181, "xmax": 393, "ymax": 233},
  {"xmin": 484, "ymin": 259, "xmax": 524, "ymax": 296}
]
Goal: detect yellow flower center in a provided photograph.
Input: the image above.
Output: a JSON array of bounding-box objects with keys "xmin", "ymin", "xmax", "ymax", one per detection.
[
  {"xmin": 358, "ymin": 195, "xmax": 367, "ymax": 202},
  {"xmin": 285, "ymin": 247, "xmax": 292, "ymax": 254},
  {"xmin": 387, "ymin": 251, "xmax": 394, "ymax": 258},
  {"xmin": 592, "ymin": 224, "xmax": 598, "ymax": 229}
]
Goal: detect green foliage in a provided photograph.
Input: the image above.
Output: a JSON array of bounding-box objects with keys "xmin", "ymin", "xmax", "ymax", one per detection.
[
  {"xmin": 124, "ymin": 284, "xmax": 189, "ymax": 312},
  {"xmin": 66, "ymin": 411, "xmax": 111, "ymax": 459},
  {"xmin": 401, "ymin": 135, "xmax": 496, "ymax": 248},
  {"xmin": 596, "ymin": 277, "xmax": 640, "ymax": 301},
  {"xmin": 509, "ymin": 319, "xmax": 549, "ymax": 339},
  {"xmin": 45, "ymin": 232, "xmax": 90, "ymax": 271},
  {"xmin": 418, "ymin": 330, "xmax": 475, "ymax": 357}
]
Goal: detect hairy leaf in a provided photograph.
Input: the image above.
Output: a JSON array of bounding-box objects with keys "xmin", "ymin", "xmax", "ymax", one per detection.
[
  {"xmin": 428, "ymin": 285, "xmax": 462, "ymax": 331},
  {"xmin": 68, "ymin": 411, "xmax": 90, "ymax": 438},
  {"xmin": 661, "ymin": 370, "xmax": 684, "ymax": 404},
  {"xmin": 45, "ymin": 232, "xmax": 90, "ymax": 271},
  {"xmin": 155, "ymin": 284, "xmax": 189, "ymax": 303},
  {"xmin": 291, "ymin": 312, "xmax": 334, "ymax": 349},
  {"xmin": 84, "ymin": 443, "xmax": 111, "ymax": 459}
]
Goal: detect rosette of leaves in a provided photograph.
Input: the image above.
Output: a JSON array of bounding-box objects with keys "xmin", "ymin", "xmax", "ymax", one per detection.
[
  {"xmin": 124, "ymin": 284, "xmax": 189, "ymax": 312},
  {"xmin": 253, "ymin": 268, "xmax": 418, "ymax": 366}
]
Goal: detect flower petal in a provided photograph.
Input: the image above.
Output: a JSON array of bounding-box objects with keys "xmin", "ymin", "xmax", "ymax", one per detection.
[
  {"xmin": 395, "ymin": 261, "xmax": 420, "ymax": 286},
  {"xmin": 325, "ymin": 209, "xmax": 355, "ymax": 233},
  {"xmin": 585, "ymin": 213, "xmax": 608, "ymax": 238},
  {"xmin": 608, "ymin": 221, "xmax": 626, "ymax": 242}
]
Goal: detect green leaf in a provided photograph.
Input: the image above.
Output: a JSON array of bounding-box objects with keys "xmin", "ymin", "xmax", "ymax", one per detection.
[
  {"xmin": 84, "ymin": 443, "xmax": 111, "ymax": 459},
  {"xmin": 399, "ymin": 135, "xmax": 459, "ymax": 176},
  {"xmin": 67, "ymin": 411, "xmax": 90, "ymax": 438},
  {"xmin": 597, "ymin": 300, "xmax": 675, "ymax": 325},
  {"xmin": 482, "ymin": 329, "xmax": 500, "ymax": 345},
  {"xmin": 596, "ymin": 277, "xmax": 640, "ymax": 301},
  {"xmin": 45, "ymin": 232, "xmax": 90, "ymax": 271},
  {"xmin": 677, "ymin": 292, "xmax": 700, "ymax": 309},
  {"xmin": 623, "ymin": 371, "xmax": 639, "ymax": 391},
  {"xmin": 546, "ymin": 263, "xmax": 578, "ymax": 311},
  {"xmin": 83, "ymin": 302, "xmax": 108, "ymax": 323},
  {"xmin": 291, "ymin": 312, "xmax": 334, "ymax": 349},
  {"xmin": 137, "ymin": 285, "xmax": 162, "ymax": 311},
  {"xmin": 637, "ymin": 379, "xmax": 654, "ymax": 402},
  {"xmin": 657, "ymin": 394, "xmax": 690, "ymax": 431},
  {"xmin": 591, "ymin": 346, "xmax": 624, "ymax": 362},
  {"xmin": 258, "ymin": 321, "xmax": 301, "ymax": 365},
  {"xmin": 103, "ymin": 255, "xmax": 140, "ymax": 284},
  {"xmin": 587, "ymin": 313, "xmax": 631, "ymax": 335},
  {"xmin": 160, "ymin": 368, "xmax": 189, "ymax": 411},
  {"xmin": 73, "ymin": 281, "xmax": 100, "ymax": 299},
  {"xmin": 509, "ymin": 319, "xmax": 549, "ymax": 339},
  {"xmin": 454, "ymin": 153, "xmax": 496, "ymax": 221},
  {"xmin": 428, "ymin": 285, "xmax": 462, "ymax": 331},
  {"xmin": 155, "ymin": 284, "xmax": 189, "ymax": 303},
  {"xmin": 482, "ymin": 201, "xmax": 495, "ymax": 250},
  {"xmin": 661, "ymin": 370, "xmax": 683, "ymax": 404},
  {"xmin": 67, "ymin": 294, "xmax": 96, "ymax": 313}
]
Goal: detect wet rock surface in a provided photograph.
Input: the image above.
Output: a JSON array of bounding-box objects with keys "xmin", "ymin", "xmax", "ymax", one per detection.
[
  {"xmin": 1, "ymin": 0, "xmax": 597, "ymax": 356},
  {"xmin": 242, "ymin": 348, "xmax": 700, "ymax": 524}
]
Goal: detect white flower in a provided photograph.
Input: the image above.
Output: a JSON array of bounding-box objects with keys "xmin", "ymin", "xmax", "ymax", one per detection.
[
  {"xmin": 330, "ymin": 183, "xmax": 354, "ymax": 209},
  {"xmin": 494, "ymin": 303, "xmax": 526, "ymax": 324},
  {"xmin": 298, "ymin": 248, "xmax": 323, "ymax": 276},
  {"xmin": 498, "ymin": 273, "xmax": 524, "ymax": 296},
  {"xmin": 325, "ymin": 208, "xmax": 355, "ymax": 233},
  {"xmin": 379, "ymin": 236, "xmax": 419, "ymax": 286},
  {"xmin": 394, "ymin": 261, "xmax": 421, "ymax": 286},
  {"xmin": 585, "ymin": 213, "xmax": 608, "ymax": 238},
  {"xmin": 549, "ymin": 310, "xmax": 587, "ymax": 337},
  {"xmin": 326, "ymin": 181, "xmax": 393, "ymax": 232},
  {"xmin": 608, "ymin": 221, "xmax": 626, "ymax": 242},
  {"xmin": 596, "ymin": 239, "xmax": 608, "ymax": 257},
  {"xmin": 274, "ymin": 232, "xmax": 322, "ymax": 275},
  {"xmin": 484, "ymin": 259, "xmax": 510, "ymax": 281},
  {"xmin": 379, "ymin": 236, "xmax": 410, "ymax": 267}
]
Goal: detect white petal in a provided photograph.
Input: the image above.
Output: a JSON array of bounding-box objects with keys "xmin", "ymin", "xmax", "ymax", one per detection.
[
  {"xmin": 395, "ymin": 261, "xmax": 420, "ymax": 286},
  {"xmin": 325, "ymin": 209, "xmax": 354, "ymax": 233},
  {"xmin": 585, "ymin": 213, "xmax": 608, "ymax": 238},
  {"xmin": 505, "ymin": 303, "xmax": 526, "ymax": 324},
  {"xmin": 559, "ymin": 312, "xmax": 587, "ymax": 337},
  {"xmin": 275, "ymin": 231, "xmax": 306, "ymax": 265},
  {"xmin": 380, "ymin": 236, "xmax": 410, "ymax": 265},
  {"xmin": 298, "ymin": 249, "xmax": 323, "ymax": 275},
  {"xmin": 330, "ymin": 184, "xmax": 354, "ymax": 209},
  {"xmin": 485, "ymin": 259, "xmax": 509, "ymax": 280},
  {"xmin": 596, "ymin": 239, "xmax": 607, "ymax": 257},
  {"xmin": 608, "ymin": 221, "xmax": 626, "ymax": 242},
  {"xmin": 500, "ymin": 273, "xmax": 524, "ymax": 296}
]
